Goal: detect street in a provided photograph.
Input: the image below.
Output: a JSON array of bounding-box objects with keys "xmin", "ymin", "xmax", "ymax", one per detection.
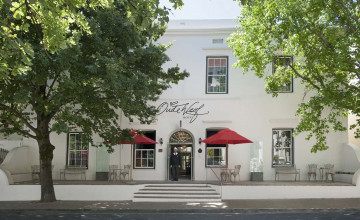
[{"xmin": 1, "ymin": 210, "xmax": 360, "ymax": 220}]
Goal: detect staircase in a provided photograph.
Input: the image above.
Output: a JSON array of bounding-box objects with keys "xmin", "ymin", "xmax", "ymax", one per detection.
[{"xmin": 133, "ymin": 184, "xmax": 221, "ymax": 202}]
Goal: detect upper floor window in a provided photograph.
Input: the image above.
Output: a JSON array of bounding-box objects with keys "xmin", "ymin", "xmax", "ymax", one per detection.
[
  {"xmin": 67, "ymin": 133, "xmax": 88, "ymax": 168},
  {"xmin": 206, "ymin": 57, "xmax": 228, "ymax": 94},
  {"xmin": 272, "ymin": 129, "xmax": 294, "ymax": 167},
  {"xmin": 272, "ymin": 56, "xmax": 293, "ymax": 93}
]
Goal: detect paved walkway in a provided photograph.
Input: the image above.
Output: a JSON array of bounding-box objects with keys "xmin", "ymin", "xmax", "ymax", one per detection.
[{"xmin": 1, "ymin": 199, "xmax": 360, "ymax": 213}]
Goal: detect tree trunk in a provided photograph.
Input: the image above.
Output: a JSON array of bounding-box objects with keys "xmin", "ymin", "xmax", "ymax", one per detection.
[{"xmin": 37, "ymin": 128, "xmax": 56, "ymax": 202}]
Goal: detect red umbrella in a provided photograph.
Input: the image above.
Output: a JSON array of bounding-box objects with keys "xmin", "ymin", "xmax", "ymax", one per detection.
[
  {"xmin": 201, "ymin": 128, "xmax": 252, "ymax": 170},
  {"xmin": 120, "ymin": 130, "xmax": 158, "ymax": 181}
]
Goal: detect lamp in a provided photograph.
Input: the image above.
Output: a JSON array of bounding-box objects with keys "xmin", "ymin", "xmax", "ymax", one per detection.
[
  {"xmin": 199, "ymin": 138, "xmax": 202, "ymax": 145},
  {"xmin": 159, "ymin": 138, "xmax": 163, "ymax": 145}
]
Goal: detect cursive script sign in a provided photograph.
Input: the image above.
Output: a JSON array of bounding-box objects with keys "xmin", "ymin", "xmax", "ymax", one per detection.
[{"xmin": 156, "ymin": 101, "xmax": 209, "ymax": 123}]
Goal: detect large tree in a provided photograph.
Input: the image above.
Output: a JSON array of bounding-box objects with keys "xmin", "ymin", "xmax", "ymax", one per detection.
[
  {"xmin": 0, "ymin": 0, "xmax": 188, "ymax": 202},
  {"xmin": 229, "ymin": 0, "xmax": 360, "ymax": 152}
]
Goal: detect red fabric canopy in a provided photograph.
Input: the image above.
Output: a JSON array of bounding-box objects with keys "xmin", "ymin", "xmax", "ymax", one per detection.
[
  {"xmin": 120, "ymin": 130, "xmax": 158, "ymax": 145},
  {"xmin": 201, "ymin": 128, "xmax": 252, "ymax": 145}
]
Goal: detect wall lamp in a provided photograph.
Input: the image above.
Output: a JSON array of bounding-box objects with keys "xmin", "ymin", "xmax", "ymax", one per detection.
[
  {"xmin": 199, "ymin": 138, "xmax": 202, "ymax": 145},
  {"xmin": 159, "ymin": 138, "xmax": 163, "ymax": 145}
]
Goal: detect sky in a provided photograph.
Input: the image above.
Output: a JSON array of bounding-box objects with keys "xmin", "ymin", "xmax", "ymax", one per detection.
[{"xmin": 160, "ymin": 0, "xmax": 241, "ymax": 20}]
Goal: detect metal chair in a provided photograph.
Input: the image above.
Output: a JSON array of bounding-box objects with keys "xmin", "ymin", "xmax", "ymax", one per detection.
[
  {"xmin": 120, "ymin": 165, "xmax": 130, "ymax": 180},
  {"xmin": 307, "ymin": 164, "xmax": 317, "ymax": 181},
  {"xmin": 324, "ymin": 164, "xmax": 335, "ymax": 182},
  {"xmin": 31, "ymin": 165, "xmax": 40, "ymax": 180},
  {"xmin": 230, "ymin": 165, "xmax": 241, "ymax": 183},
  {"xmin": 108, "ymin": 165, "xmax": 118, "ymax": 182}
]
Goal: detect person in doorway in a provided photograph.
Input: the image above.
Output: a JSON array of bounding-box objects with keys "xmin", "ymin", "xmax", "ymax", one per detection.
[{"xmin": 170, "ymin": 147, "xmax": 181, "ymax": 181}]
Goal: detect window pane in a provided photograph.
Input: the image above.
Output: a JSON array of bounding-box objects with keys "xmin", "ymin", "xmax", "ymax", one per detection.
[
  {"xmin": 142, "ymin": 150, "xmax": 148, "ymax": 158},
  {"xmin": 209, "ymin": 58, "xmax": 215, "ymax": 67},
  {"xmin": 142, "ymin": 159, "xmax": 147, "ymax": 167},
  {"xmin": 136, "ymin": 159, "xmax": 141, "ymax": 167},
  {"xmin": 148, "ymin": 150, "xmax": 154, "ymax": 158},
  {"xmin": 75, "ymin": 152, "xmax": 81, "ymax": 166},
  {"xmin": 148, "ymin": 159, "xmax": 154, "ymax": 167},
  {"xmin": 208, "ymin": 67, "xmax": 214, "ymax": 75},
  {"xmin": 136, "ymin": 150, "xmax": 141, "ymax": 159}
]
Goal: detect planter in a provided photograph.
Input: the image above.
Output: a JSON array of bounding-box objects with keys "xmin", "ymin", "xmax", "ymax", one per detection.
[
  {"xmin": 96, "ymin": 172, "xmax": 108, "ymax": 181},
  {"xmin": 250, "ymin": 172, "xmax": 263, "ymax": 181}
]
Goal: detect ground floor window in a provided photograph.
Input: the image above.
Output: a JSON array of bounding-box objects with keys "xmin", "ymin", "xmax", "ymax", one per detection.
[
  {"xmin": 272, "ymin": 128, "xmax": 294, "ymax": 166},
  {"xmin": 205, "ymin": 129, "xmax": 226, "ymax": 167},
  {"xmin": 134, "ymin": 131, "xmax": 156, "ymax": 169},
  {"xmin": 67, "ymin": 132, "xmax": 88, "ymax": 168},
  {"xmin": 206, "ymin": 147, "xmax": 226, "ymax": 167}
]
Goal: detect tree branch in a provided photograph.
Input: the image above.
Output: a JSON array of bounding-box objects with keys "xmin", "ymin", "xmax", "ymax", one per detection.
[
  {"xmin": 288, "ymin": 64, "xmax": 321, "ymax": 91},
  {"xmin": 46, "ymin": 73, "xmax": 60, "ymax": 98},
  {"xmin": 0, "ymin": 104, "xmax": 37, "ymax": 133}
]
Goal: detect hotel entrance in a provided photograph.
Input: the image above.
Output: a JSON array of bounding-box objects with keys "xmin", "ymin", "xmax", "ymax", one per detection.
[{"xmin": 168, "ymin": 130, "xmax": 194, "ymax": 181}]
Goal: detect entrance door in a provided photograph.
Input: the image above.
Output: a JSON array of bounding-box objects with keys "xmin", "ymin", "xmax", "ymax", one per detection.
[
  {"xmin": 169, "ymin": 145, "xmax": 192, "ymax": 180},
  {"xmin": 168, "ymin": 130, "xmax": 194, "ymax": 181}
]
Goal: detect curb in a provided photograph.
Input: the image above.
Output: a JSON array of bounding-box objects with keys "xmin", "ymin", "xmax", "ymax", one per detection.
[{"xmin": 1, "ymin": 208, "xmax": 359, "ymax": 214}]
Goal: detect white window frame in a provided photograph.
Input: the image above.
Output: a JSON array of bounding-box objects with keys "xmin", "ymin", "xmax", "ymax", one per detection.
[
  {"xmin": 135, "ymin": 148, "xmax": 155, "ymax": 169},
  {"xmin": 67, "ymin": 132, "xmax": 89, "ymax": 168},
  {"xmin": 272, "ymin": 56, "xmax": 293, "ymax": 93},
  {"xmin": 206, "ymin": 56, "xmax": 228, "ymax": 94},
  {"xmin": 272, "ymin": 128, "xmax": 294, "ymax": 167},
  {"xmin": 206, "ymin": 147, "xmax": 227, "ymax": 167}
]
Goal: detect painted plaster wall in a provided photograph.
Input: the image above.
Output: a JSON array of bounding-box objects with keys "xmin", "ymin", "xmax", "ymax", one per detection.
[{"xmin": 349, "ymin": 113, "xmax": 360, "ymax": 148}]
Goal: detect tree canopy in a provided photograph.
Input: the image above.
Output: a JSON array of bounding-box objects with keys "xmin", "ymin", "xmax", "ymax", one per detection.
[
  {"xmin": 229, "ymin": 0, "xmax": 360, "ymax": 152},
  {"xmin": 0, "ymin": 0, "xmax": 188, "ymax": 202}
]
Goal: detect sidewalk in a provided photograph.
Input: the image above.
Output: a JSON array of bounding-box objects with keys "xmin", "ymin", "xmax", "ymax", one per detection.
[{"xmin": 1, "ymin": 199, "xmax": 360, "ymax": 213}]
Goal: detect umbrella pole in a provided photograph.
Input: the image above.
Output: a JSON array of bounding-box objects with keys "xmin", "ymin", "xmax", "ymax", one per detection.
[
  {"xmin": 226, "ymin": 143, "xmax": 229, "ymax": 181},
  {"xmin": 130, "ymin": 144, "xmax": 133, "ymax": 181}
]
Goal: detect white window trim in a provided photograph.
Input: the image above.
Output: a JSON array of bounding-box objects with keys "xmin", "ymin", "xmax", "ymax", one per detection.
[
  {"xmin": 206, "ymin": 146, "xmax": 227, "ymax": 168},
  {"xmin": 272, "ymin": 128, "xmax": 294, "ymax": 167},
  {"xmin": 67, "ymin": 132, "xmax": 89, "ymax": 168},
  {"xmin": 135, "ymin": 149, "xmax": 155, "ymax": 169},
  {"xmin": 272, "ymin": 56, "xmax": 294, "ymax": 93},
  {"xmin": 206, "ymin": 57, "xmax": 228, "ymax": 94}
]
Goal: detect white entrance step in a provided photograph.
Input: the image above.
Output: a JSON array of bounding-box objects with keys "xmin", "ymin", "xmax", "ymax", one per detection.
[{"xmin": 133, "ymin": 184, "xmax": 221, "ymax": 202}]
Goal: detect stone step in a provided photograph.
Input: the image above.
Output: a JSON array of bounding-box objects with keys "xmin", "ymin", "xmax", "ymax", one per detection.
[
  {"xmin": 144, "ymin": 184, "xmax": 209, "ymax": 187},
  {"xmin": 133, "ymin": 196, "xmax": 221, "ymax": 202},
  {"xmin": 140, "ymin": 188, "xmax": 216, "ymax": 191},
  {"xmin": 136, "ymin": 191, "xmax": 218, "ymax": 195},
  {"xmin": 135, "ymin": 192, "xmax": 220, "ymax": 196},
  {"xmin": 133, "ymin": 183, "xmax": 221, "ymax": 202}
]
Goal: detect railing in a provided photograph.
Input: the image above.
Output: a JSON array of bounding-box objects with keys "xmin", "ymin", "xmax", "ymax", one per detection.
[
  {"xmin": 0, "ymin": 148, "xmax": 9, "ymax": 165},
  {"xmin": 206, "ymin": 167, "xmax": 223, "ymax": 199}
]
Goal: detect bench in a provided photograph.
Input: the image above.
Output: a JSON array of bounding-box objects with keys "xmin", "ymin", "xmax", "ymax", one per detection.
[
  {"xmin": 275, "ymin": 166, "xmax": 300, "ymax": 181},
  {"xmin": 60, "ymin": 168, "xmax": 86, "ymax": 180}
]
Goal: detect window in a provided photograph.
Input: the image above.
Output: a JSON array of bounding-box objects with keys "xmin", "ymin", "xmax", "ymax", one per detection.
[
  {"xmin": 272, "ymin": 56, "xmax": 293, "ymax": 92},
  {"xmin": 206, "ymin": 57, "xmax": 228, "ymax": 94},
  {"xmin": 67, "ymin": 133, "xmax": 88, "ymax": 168},
  {"xmin": 134, "ymin": 131, "xmax": 156, "ymax": 169},
  {"xmin": 206, "ymin": 129, "xmax": 226, "ymax": 167},
  {"xmin": 272, "ymin": 129, "xmax": 294, "ymax": 166},
  {"xmin": 206, "ymin": 147, "xmax": 226, "ymax": 167}
]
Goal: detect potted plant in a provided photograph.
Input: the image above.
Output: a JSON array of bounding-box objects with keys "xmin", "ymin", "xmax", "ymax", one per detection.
[{"xmin": 273, "ymin": 155, "xmax": 279, "ymax": 164}]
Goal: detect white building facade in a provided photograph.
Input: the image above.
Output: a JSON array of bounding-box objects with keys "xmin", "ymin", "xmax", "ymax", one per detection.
[{"xmin": 0, "ymin": 19, "xmax": 357, "ymax": 184}]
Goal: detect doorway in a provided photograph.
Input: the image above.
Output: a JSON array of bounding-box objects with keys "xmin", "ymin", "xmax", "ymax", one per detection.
[{"xmin": 168, "ymin": 130, "xmax": 194, "ymax": 181}]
